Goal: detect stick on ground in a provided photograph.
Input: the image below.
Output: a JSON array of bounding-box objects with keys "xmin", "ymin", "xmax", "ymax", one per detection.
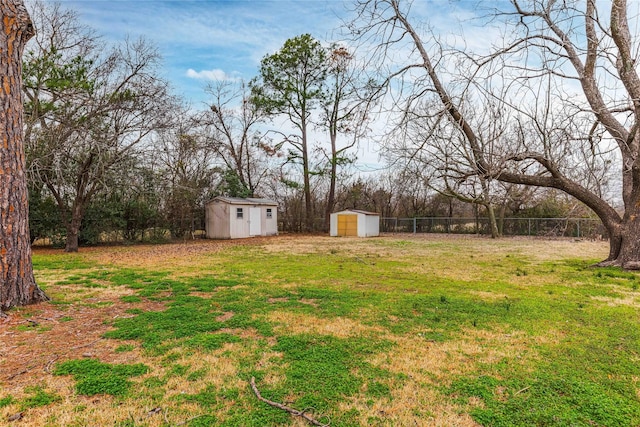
[{"xmin": 249, "ymin": 377, "xmax": 329, "ymax": 426}]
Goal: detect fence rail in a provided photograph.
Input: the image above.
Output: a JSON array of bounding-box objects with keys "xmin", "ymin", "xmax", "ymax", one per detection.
[{"xmin": 380, "ymin": 217, "xmax": 606, "ymax": 239}]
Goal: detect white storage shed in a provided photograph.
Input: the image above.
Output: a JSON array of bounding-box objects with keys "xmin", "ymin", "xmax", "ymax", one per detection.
[
  {"xmin": 205, "ymin": 196, "xmax": 278, "ymax": 239},
  {"xmin": 330, "ymin": 209, "xmax": 380, "ymax": 237}
]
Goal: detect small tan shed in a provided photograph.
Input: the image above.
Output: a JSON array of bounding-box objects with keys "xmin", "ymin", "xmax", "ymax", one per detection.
[
  {"xmin": 330, "ymin": 209, "xmax": 380, "ymax": 237},
  {"xmin": 205, "ymin": 196, "xmax": 278, "ymax": 239}
]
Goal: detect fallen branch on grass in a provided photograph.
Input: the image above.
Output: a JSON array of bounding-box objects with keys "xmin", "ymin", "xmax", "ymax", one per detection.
[
  {"xmin": 6, "ymin": 369, "xmax": 28, "ymax": 380},
  {"xmin": 44, "ymin": 355, "xmax": 59, "ymax": 374},
  {"xmin": 514, "ymin": 385, "xmax": 531, "ymax": 395},
  {"xmin": 7, "ymin": 412, "xmax": 23, "ymax": 421},
  {"xmin": 71, "ymin": 338, "xmax": 102, "ymax": 350},
  {"xmin": 249, "ymin": 377, "xmax": 329, "ymax": 426}
]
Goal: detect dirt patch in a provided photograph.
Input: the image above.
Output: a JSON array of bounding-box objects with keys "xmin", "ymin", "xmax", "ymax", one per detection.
[
  {"xmin": 341, "ymin": 327, "xmax": 542, "ymax": 427},
  {"xmin": 591, "ymin": 293, "xmax": 640, "ymax": 307},
  {"xmin": 215, "ymin": 311, "xmax": 235, "ymax": 322},
  {"xmin": 299, "ymin": 298, "xmax": 319, "ymax": 307},
  {"xmin": 468, "ymin": 290, "xmax": 510, "ymax": 300},
  {"xmin": 0, "ymin": 280, "xmax": 167, "ymax": 410},
  {"xmin": 265, "ymin": 311, "xmax": 385, "ymax": 338},
  {"xmin": 33, "ymin": 235, "xmax": 282, "ymax": 269},
  {"xmin": 1, "ymin": 302, "xmax": 149, "ymax": 391}
]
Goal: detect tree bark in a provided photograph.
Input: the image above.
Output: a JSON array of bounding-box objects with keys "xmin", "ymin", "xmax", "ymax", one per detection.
[
  {"xmin": 497, "ymin": 204, "xmax": 506, "ymax": 236},
  {"xmin": 64, "ymin": 212, "xmax": 82, "ymax": 253},
  {"xmin": 62, "ymin": 189, "xmax": 87, "ymax": 252},
  {"xmin": 324, "ymin": 131, "xmax": 338, "ymax": 232},
  {"xmin": 0, "ymin": 0, "xmax": 49, "ymax": 310},
  {"xmin": 599, "ymin": 208, "xmax": 640, "ymax": 269},
  {"xmin": 486, "ymin": 203, "xmax": 499, "ymax": 239},
  {"xmin": 301, "ymin": 118, "xmax": 313, "ymax": 232}
]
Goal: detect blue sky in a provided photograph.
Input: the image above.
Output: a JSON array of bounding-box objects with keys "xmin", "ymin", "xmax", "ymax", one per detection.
[
  {"xmin": 46, "ymin": 0, "xmax": 488, "ymax": 171},
  {"xmin": 62, "ymin": 0, "xmax": 351, "ymax": 107}
]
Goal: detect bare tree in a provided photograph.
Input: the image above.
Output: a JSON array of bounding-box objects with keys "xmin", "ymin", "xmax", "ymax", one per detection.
[
  {"xmin": 154, "ymin": 106, "xmax": 217, "ymax": 238},
  {"xmin": 200, "ymin": 80, "xmax": 270, "ymax": 197},
  {"xmin": 389, "ymin": 94, "xmax": 509, "ymax": 237},
  {"xmin": 0, "ymin": 0, "xmax": 48, "ymax": 310},
  {"xmin": 319, "ymin": 45, "xmax": 374, "ymax": 229},
  {"xmin": 23, "ymin": 1, "xmax": 170, "ymax": 252},
  {"xmin": 352, "ymin": 0, "xmax": 640, "ymax": 267}
]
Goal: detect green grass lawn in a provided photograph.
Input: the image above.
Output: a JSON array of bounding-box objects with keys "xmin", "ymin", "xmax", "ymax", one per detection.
[{"xmin": 1, "ymin": 235, "xmax": 639, "ymax": 426}]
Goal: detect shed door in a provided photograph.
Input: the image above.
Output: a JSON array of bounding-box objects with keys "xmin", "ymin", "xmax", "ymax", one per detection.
[
  {"xmin": 249, "ymin": 207, "xmax": 261, "ymax": 236},
  {"xmin": 337, "ymin": 214, "xmax": 358, "ymax": 236}
]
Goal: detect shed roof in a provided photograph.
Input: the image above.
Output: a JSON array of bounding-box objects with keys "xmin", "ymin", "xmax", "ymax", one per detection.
[
  {"xmin": 335, "ymin": 209, "xmax": 380, "ymax": 216},
  {"xmin": 207, "ymin": 196, "xmax": 278, "ymax": 206}
]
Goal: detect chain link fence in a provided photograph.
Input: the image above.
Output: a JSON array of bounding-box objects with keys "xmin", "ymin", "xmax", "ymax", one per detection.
[
  {"xmin": 32, "ymin": 215, "xmax": 606, "ymax": 247},
  {"xmin": 380, "ymin": 217, "xmax": 606, "ymax": 239},
  {"xmin": 30, "ymin": 215, "xmax": 207, "ymax": 247}
]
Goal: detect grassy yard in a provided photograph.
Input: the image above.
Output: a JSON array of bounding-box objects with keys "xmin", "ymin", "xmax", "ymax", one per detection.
[{"xmin": 1, "ymin": 234, "xmax": 639, "ymax": 426}]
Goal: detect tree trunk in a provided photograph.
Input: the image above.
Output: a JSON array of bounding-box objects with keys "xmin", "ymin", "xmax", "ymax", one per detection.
[
  {"xmin": 0, "ymin": 0, "xmax": 49, "ymax": 310},
  {"xmin": 599, "ymin": 207, "xmax": 640, "ymax": 269},
  {"xmin": 60, "ymin": 198, "xmax": 85, "ymax": 252},
  {"xmin": 325, "ymin": 168, "xmax": 336, "ymax": 232},
  {"xmin": 324, "ymin": 132, "xmax": 338, "ymax": 232},
  {"xmin": 65, "ymin": 225, "xmax": 80, "ymax": 253},
  {"xmin": 301, "ymin": 122, "xmax": 313, "ymax": 232},
  {"xmin": 497, "ymin": 204, "xmax": 506, "ymax": 236},
  {"xmin": 486, "ymin": 203, "xmax": 500, "ymax": 239}
]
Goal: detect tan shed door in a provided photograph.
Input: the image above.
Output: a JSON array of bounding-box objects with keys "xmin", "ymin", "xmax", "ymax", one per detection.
[
  {"xmin": 249, "ymin": 207, "xmax": 261, "ymax": 236},
  {"xmin": 337, "ymin": 214, "xmax": 358, "ymax": 236}
]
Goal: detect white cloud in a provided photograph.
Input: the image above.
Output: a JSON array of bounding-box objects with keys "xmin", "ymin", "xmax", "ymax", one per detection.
[{"xmin": 186, "ymin": 68, "xmax": 240, "ymax": 82}]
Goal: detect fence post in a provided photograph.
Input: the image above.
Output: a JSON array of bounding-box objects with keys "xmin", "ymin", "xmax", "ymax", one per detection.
[
  {"xmin": 413, "ymin": 217, "xmax": 417, "ymax": 234},
  {"xmin": 577, "ymin": 219, "xmax": 580, "ymax": 238},
  {"xmin": 528, "ymin": 218, "xmax": 531, "ymax": 236}
]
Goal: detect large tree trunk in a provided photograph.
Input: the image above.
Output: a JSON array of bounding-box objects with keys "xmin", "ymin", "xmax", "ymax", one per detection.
[
  {"xmin": 64, "ymin": 221, "xmax": 81, "ymax": 253},
  {"xmin": 64, "ymin": 233, "xmax": 80, "ymax": 253},
  {"xmin": 599, "ymin": 207, "xmax": 640, "ymax": 269},
  {"xmin": 0, "ymin": 0, "xmax": 49, "ymax": 311}
]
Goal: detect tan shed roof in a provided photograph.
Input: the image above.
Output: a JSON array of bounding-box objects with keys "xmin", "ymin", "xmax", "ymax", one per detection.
[
  {"xmin": 337, "ymin": 209, "xmax": 380, "ymax": 216},
  {"xmin": 207, "ymin": 196, "xmax": 278, "ymax": 206}
]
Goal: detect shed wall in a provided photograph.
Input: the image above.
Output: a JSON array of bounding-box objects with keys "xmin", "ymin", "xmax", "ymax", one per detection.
[
  {"xmin": 329, "ymin": 212, "xmax": 339, "ymax": 236},
  {"xmin": 206, "ymin": 202, "xmax": 231, "ymax": 239},
  {"xmin": 365, "ymin": 214, "xmax": 380, "ymax": 237},
  {"xmin": 229, "ymin": 205, "xmax": 249, "ymax": 239},
  {"xmin": 206, "ymin": 200, "xmax": 278, "ymax": 239},
  {"xmin": 263, "ymin": 207, "xmax": 278, "ymax": 235}
]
